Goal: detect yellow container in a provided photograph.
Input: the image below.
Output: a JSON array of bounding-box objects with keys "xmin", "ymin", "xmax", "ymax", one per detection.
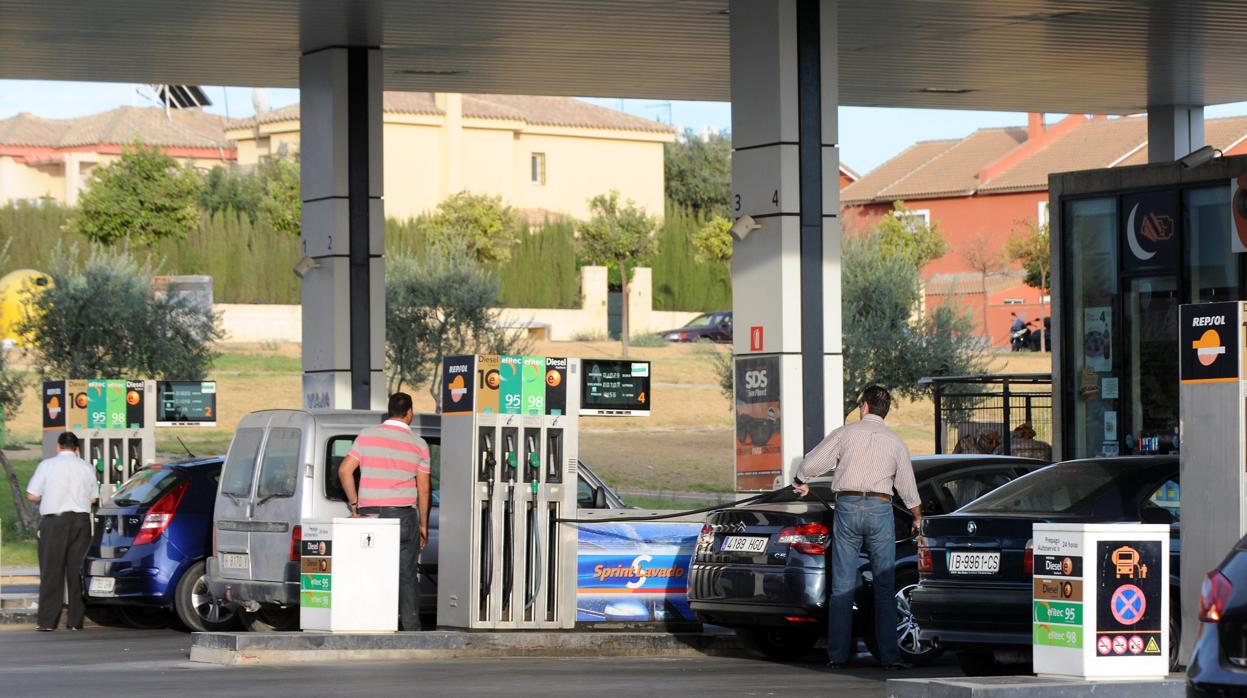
[{"xmin": 0, "ymin": 269, "xmax": 52, "ymax": 345}]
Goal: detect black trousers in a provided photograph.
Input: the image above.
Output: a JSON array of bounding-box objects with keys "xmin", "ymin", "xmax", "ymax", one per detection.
[
  {"xmin": 37, "ymin": 512, "xmax": 91, "ymax": 629},
  {"xmin": 358, "ymin": 506, "xmax": 422, "ymax": 631}
]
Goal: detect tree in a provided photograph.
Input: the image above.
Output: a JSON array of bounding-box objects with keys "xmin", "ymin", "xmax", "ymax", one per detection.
[
  {"xmin": 200, "ymin": 165, "xmax": 264, "ymax": 221},
  {"xmin": 874, "ymin": 201, "xmax": 948, "ymax": 268},
  {"xmin": 17, "ymin": 245, "xmax": 221, "ymax": 380},
  {"xmin": 665, "ymin": 130, "xmax": 732, "ymax": 218},
  {"xmin": 258, "ymin": 156, "xmax": 302, "ymax": 237},
  {"xmin": 385, "ymin": 245, "xmax": 531, "ymax": 410},
  {"xmin": 426, "ymin": 192, "xmax": 520, "ymax": 265},
  {"xmin": 578, "ymin": 191, "xmax": 659, "ymax": 357},
  {"xmin": 692, "ymin": 213, "xmax": 733, "ymax": 263},
  {"xmin": 65, "ymin": 140, "xmax": 202, "ymax": 251},
  {"xmin": 1005, "ymin": 221, "xmax": 1051, "ymax": 350},
  {"xmin": 842, "ymin": 232, "xmax": 985, "ymax": 415},
  {"xmin": 960, "ymin": 232, "xmax": 1006, "ymax": 345}
]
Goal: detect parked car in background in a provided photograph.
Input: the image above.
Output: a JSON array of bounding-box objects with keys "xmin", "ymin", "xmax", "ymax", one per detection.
[
  {"xmin": 660, "ymin": 311, "xmax": 732, "ymax": 343},
  {"xmin": 207, "ymin": 410, "xmax": 631, "ymax": 632},
  {"xmin": 911, "ymin": 456, "xmax": 1180, "ymax": 675},
  {"xmin": 688, "ymin": 455, "xmax": 1047, "ymax": 663},
  {"xmin": 1188, "ymin": 533, "xmax": 1247, "ymax": 696},
  {"xmin": 83, "ymin": 456, "xmax": 238, "ymax": 632}
]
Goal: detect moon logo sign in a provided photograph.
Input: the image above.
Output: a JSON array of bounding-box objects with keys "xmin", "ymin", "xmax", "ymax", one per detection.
[{"xmin": 1126, "ymin": 203, "xmax": 1155, "ymax": 261}]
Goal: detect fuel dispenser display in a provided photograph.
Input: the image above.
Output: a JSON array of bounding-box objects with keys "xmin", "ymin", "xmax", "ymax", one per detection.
[
  {"xmin": 438, "ymin": 355, "xmax": 579, "ymax": 629},
  {"xmin": 42, "ymin": 378, "xmax": 158, "ymax": 500}
]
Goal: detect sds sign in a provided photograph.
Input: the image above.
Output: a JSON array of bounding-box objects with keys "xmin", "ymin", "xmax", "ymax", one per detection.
[{"xmin": 744, "ymin": 368, "xmax": 769, "ymax": 391}]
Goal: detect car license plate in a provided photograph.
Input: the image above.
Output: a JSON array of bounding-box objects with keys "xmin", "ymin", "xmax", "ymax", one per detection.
[
  {"xmin": 222, "ymin": 553, "xmax": 249, "ymax": 570},
  {"xmin": 722, "ymin": 536, "xmax": 768, "ymax": 553},
  {"xmin": 88, "ymin": 576, "xmax": 114, "ymax": 596},
  {"xmin": 948, "ymin": 551, "xmax": 1000, "ymax": 574}
]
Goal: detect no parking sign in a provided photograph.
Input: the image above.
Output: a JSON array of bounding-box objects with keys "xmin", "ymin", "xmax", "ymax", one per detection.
[{"xmin": 1096, "ymin": 541, "xmax": 1163, "ymax": 657}]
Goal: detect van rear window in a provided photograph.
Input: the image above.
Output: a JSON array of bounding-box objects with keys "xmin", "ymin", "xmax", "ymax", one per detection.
[
  {"xmin": 221, "ymin": 428, "xmax": 264, "ymax": 498},
  {"xmin": 257, "ymin": 428, "xmax": 302, "ymax": 499}
]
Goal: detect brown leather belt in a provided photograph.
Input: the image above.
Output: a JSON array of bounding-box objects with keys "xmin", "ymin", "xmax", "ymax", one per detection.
[{"xmin": 835, "ymin": 491, "xmax": 892, "ymax": 502}]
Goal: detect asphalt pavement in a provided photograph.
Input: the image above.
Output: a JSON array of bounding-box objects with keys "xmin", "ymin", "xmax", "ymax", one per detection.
[{"xmin": 0, "ymin": 626, "xmax": 964, "ymax": 697}]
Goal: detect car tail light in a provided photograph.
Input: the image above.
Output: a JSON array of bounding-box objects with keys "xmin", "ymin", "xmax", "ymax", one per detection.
[
  {"xmin": 785, "ymin": 616, "xmax": 817, "ymax": 623},
  {"xmin": 697, "ymin": 523, "xmax": 715, "ymax": 554},
  {"xmin": 132, "ymin": 479, "xmax": 189, "ymax": 546},
  {"xmin": 776, "ymin": 522, "xmax": 829, "ymax": 555},
  {"xmin": 290, "ymin": 525, "xmax": 303, "ymax": 562},
  {"xmin": 918, "ymin": 539, "xmax": 933, "ymax": 573},
  {"xmin": 1024, "ymin": 539, "xmax": 1034, "ymax": 576},
  {"xmin": 1200, "ymin": 570, "xmax": 1233, "ymax": 622}
]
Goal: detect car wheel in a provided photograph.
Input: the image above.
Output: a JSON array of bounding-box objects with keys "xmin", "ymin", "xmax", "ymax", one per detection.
[
  {"xmin": 862, "ymin": 571, "xmax": 944, "ymax": 665},
  {"xmin": 241, "ymin": 604, "xmax": 300, "ymax": 632},
  {"xmin": 117, "ymin": 605, "xmax": 173, "ymax": 630},
  {"xmin": 174, "ymin": 560, "xmax": 239, "ymax": 632},
  {"xmin": 737, "ymin": 626, "xmax": 819, "ymax": 661}
]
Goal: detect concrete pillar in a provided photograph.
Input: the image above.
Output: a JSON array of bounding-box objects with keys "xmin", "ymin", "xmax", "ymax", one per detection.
[
  {"xmin": 626, "ymin": 267, "xmax": 653, "ymax": 338},
  {"xmin": 1147, "ymin": 105, "xmax": 1205, "ymax": 163},
  {"xmin": 64, "ymin": 152, "xmax": 81, "ymax": 206},
  {"xmin": 730, "ymin": 0, "xmax": 842, "ymax": 490},
  {"xmin": 437, "ymin": 92, "xmax": 465, "ymax": 198},
  {"xmin": 298, "ymin": 47, "xmax": 386, "ymax": 410}
]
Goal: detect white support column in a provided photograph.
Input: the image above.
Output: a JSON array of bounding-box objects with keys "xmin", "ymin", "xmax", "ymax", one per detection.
[
  {"xmin": 730, "ymin": 0, "xmax": 841, "ymax": 491},
  {"xmin": 1147, "ymin": 105, "xmax": 1205, "ymax": 163},
  {"xmin": 299, "ymin": 47, "xmax": 386, "ymax": 410}
]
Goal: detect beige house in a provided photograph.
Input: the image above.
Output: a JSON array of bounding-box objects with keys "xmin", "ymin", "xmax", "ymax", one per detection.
[
  {"xmin": 0, "ymin": 107, "xmax": 235, "ymax": 206},
  {"xmin": 228, "ymin": 92, "xmax": 675, "ymax": 221}
]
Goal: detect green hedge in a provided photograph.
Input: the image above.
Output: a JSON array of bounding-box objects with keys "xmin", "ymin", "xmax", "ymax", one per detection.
[
  {"xmin": 651, "ymin": 205, "xmax": 732, "ymax": 312},
  {"xmin": 0, "ymin": 202, "xmax": 732, "ymax": 311}
]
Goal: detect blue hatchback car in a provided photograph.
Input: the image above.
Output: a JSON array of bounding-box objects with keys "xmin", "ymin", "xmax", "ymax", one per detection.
[{"xmin": 83, "ymin": 456, "xmax": 238, "ymax": 631}]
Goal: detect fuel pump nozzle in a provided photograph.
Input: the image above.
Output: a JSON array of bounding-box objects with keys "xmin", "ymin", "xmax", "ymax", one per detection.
[{"xmin": 525, "ymin": 433, "xmax": 540, "ymax": 495}]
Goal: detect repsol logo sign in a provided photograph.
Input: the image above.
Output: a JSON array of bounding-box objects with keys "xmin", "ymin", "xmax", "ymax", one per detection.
[
  {"xmin": 1192, "ymin": 315, "xmax": 1226, "ymax": 327},
  {"xmin": 447, "ymin": 363, "xmax": 469, "ymax": 374}
]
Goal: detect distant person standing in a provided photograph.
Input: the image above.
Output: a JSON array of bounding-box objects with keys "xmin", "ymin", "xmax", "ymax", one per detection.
[
  {"xmin": 337, "ymin": 393, "xmax": 431, "ymax": 631},
  {"xmin": 792, "ymin": 386, "xmax": 922, "ymax": 669},
  {"xmin": 26, "ymin": 431, "xmax": 98, "ymax": 631}
]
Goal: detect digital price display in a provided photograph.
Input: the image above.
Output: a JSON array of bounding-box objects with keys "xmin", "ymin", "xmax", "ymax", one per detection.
[
  {"xmin": 580, "ymin": 360, "xmax": 651, "ymax": 417},
  {"xmin": 156, "ymin": 381, "xmax": 217, "ymax": 427}
]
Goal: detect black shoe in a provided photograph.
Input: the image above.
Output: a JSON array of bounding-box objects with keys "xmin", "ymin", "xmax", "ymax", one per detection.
[
  {"xmin": 35, "ymin": 626, "xmax": 54, "ymax": 632},
  {"xmin": 68, "ymin": 626, "xmax": 83, "ymax": 631},
  {"xmin": 882, "ymin": 662, "xmax": 910, "ymax": 671},
  {"xmin": 826, "ymin": 661, "xmax": 850, "ymax": 669}
]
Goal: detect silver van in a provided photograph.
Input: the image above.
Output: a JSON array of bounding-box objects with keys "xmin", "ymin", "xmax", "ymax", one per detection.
[{"xmin": 205, "ymin": 409, "xmax": 626, "ymax": 631}]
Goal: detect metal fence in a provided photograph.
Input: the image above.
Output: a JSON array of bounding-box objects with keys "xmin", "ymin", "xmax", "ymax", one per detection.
[{"xmin": 919, "ymin": 374, "xmax": 1053, "ymax": 460}]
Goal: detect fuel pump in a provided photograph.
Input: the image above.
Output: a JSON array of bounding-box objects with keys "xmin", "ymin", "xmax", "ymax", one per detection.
[
  {"xmin": 438, "ymin": 355, "xmax": 579, "ymax": 629},
  {"xmin": 42, "ymin": 378, "xmax": 157, "ymax": 500}
]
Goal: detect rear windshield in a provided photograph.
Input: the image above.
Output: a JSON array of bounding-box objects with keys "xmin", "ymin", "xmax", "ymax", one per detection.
[
  {"xmin": 220, "ymin": 428, "xmax": 264, "ymax": 498},
  {"xmin": 256, "ymin": 428, "xmax": 302, "ymax": 499},
  {"xmin": 961, "ymin": 461, "xmax": 1127, "ymax": 517},
  {"xmin": 110, "ymin": 467, "xmax": 183, "ymax": 507}
]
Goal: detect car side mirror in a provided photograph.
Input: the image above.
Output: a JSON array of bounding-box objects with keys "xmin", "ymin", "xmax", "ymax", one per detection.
[{"xmin": 593, "ymin": 486, "xmax": 608, "ymax": 509}]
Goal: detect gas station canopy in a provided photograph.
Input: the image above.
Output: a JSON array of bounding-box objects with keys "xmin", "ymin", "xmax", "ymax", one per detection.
[{"xmin": 4, "ymin": 0, "xmax": 1247, "ymax": 113}]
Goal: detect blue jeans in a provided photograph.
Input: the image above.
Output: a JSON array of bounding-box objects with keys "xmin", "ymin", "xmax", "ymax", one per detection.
[{"xmin": 827, "ymin": 496, "xmax": 898, "ymax": 664}]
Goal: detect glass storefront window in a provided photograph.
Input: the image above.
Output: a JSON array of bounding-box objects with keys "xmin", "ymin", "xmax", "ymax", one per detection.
[
  {"xmin": 1122, "ymin": 275, "xmax": 1178, "ymax": 454},
  {"xmin": 1186, "ymin": 185, "xmax": 1238, "ymax": 302},
  {"xmin": 1064, "ymin": 197, "xmax": 1119, "ymax": 459}
]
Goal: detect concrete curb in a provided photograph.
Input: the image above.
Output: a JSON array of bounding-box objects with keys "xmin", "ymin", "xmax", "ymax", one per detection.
[
  {"xmin": 0, "ymin": 608, "xmax": 38, "ymax": 626},
  {"xmin": 886, "ymin": 676, "xmax": 1185, "ymax": 698},
  {"xmin": 190, "ymin": 629, "xmax": 747, "ymax": 665}
]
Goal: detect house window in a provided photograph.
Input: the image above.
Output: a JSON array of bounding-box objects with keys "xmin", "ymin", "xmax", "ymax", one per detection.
[
  {"xmin": 895, "ymin": 208, "xmax": 931, "ymax": 228},
  {"xmin": 530, "ymin": 153, "xmax": 547, "ymax": 185},
  {"xmin": 1037, "ymin": 200, "xmax": 1050, "ymax": 228}
]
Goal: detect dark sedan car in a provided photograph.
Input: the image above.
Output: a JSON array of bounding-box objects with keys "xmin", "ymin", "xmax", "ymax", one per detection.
[
  {"xmin": 660, "ymin": 311, "xmax": 732, "ymax": 343},
  {"xmin": 1188, "ymin": 534, "xmax": 1247, "ymax": 696},
  {"xmin": 84, "ymin": 457, "xmax": 238, "ymax": 632},
  {"xmin": 688, "ymin": 455, "xmax": 1046, "ymax": 663},
  {"xmin": 912, "ymin": 456, "xmax": 1180, "ymax": 675}
]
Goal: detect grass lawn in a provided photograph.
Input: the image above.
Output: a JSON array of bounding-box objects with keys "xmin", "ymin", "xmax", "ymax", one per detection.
[{"xmin": 0, "ymin": 458, "xmax": 39, "ymax": 568}]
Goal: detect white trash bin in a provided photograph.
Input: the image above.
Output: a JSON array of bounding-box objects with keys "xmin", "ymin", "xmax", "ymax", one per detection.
[
  {"xmin": 1032, "ymin": 523, "xmax": 1170, "ymax": 680},
  {"xmin": 299, "ymin": 518, "xmax": 400, "ymax": 633}
]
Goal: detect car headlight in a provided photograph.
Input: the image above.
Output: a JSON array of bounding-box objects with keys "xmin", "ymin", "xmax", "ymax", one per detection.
[{"xmin": 665, "ymin": 333, "xmax": 680, "ymax": 340}]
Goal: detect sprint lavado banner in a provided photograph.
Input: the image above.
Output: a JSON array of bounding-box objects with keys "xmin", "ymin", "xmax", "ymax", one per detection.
[{"xmin": 574, "ymin": 521, "xmax": 701, "ymax": 623}]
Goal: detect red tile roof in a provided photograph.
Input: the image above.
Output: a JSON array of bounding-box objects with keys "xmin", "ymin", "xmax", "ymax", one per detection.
[{"xmin": 0, "ymin": 107, "xmax": 233, "ymax": 149}]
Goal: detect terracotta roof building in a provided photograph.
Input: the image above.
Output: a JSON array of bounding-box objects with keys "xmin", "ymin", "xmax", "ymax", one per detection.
[
  {"xmin": 229, "ymin": 91, "xmax": 676, "ymax": 220},
  {"xmin": 842, "ymin": 113, "xmax": 1247, "ymax": 348},
  {"xmin": 0, "ymin": 106, "xmax": 235, "ymax": 205}
]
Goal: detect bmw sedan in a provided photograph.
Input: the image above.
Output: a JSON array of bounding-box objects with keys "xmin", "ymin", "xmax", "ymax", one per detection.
[
  {"xmin": 911, "ymin": 456, "xmax": 1180, "ymax": 675},
  {"xmin": 688, "ymin": 455, "xmax": 1046, "ymax": 663}
]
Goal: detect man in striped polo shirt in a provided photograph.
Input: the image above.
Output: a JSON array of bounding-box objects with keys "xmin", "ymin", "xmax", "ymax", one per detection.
[{"xmin": 337, "ymin": 392, "xmax": 431, "ymax": 631}]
